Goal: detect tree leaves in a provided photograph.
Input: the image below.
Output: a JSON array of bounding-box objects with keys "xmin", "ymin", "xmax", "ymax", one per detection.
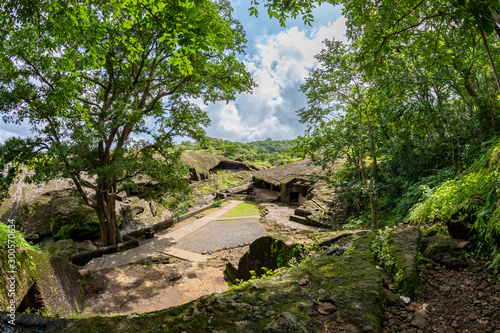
[{"xmin": 0, "ymin": 0, "xmax": 254, "ymax": 244}]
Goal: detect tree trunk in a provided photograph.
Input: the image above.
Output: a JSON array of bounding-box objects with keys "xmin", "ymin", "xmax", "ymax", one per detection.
[
  {"xmin": 96, "ymin": 185, "xmax": 122, "ymax": 246},
  {"xmin": 480, "ymin": 28, "xmax": 500, "ymax": 128},
  {"xmin": 369, "ymin": 185, "xmax": 377, "ymax": 228},
  {"xmin": 364, "ymin": 107, "xmax": 378, "ymax": 226},
  {"xmin": 357, "ymin": 107, "xmax": 377, "ymax": 227}
]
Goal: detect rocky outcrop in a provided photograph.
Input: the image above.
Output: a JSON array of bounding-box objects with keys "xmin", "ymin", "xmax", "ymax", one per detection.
[
  {"xmin": 50, "ymin": 197, "xmax": 100, "ymax": 240},
  {"xmin": 225, "ymin": 236, "xmax": 305, "ymax": 283},
  {"xmin": 290, "ymin": 181, "xmax": 347, "ymax": 229},
  {"xmin": 47, "ymin": 239, "xmax": 78, "ymax": 262},
  {"xmin": 421, "ymin": 237, "xmax": 467, "ymax": 268},
  {"xmin": 374, "ymin": 227, "xmax": 421, "ymax": 298},
  {"xmin": 0, "ymin": 186, "xmax": 101, "ymax": 241},
  {"xmin": 39, "ymin": 233, "xmax": 384, "ymax": 333},
  {"xmin": 0, "ymin": 249, "xmax": 82, "ymax": 316}
]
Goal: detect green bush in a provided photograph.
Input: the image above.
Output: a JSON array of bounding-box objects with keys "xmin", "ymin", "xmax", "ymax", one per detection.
[
  {"xmin": 408, "ymin": 170, "xmax": 496, "ymax": 224},
  {"xmin": 472, "ymin": 185, "xmax": 500, "ymax": 277},
  {"xmin": 409, "ymin": 138, "xmax": 500, "ymax": 278},
  {"xmin": 0, "ymin": 222, "xmax": 38, "ymax": 250},
  {"xmin": 211, "ymin": 197, "xmax": 223, "ymax": 208}
]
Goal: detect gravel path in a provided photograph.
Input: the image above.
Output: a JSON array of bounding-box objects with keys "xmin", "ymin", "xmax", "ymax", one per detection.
[{"xmin": 174, "ymin": 218, "xmax": 267, "ymax": 253}]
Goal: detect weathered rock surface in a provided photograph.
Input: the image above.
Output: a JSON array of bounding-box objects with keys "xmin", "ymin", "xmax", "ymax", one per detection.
[
  {"xmin": 225, "ymin": 235, "xmax": 304, "ymax": 282},
  {"xmin": 291, "ymin": 181, "xmax": 347, "ymax": 229},
  {"xmin": 1, "ymin": 186, "xmax": 101, "ymax": 241},
  {"xmin": 421, "ymin": 237, "xmax": 468, "ymax": 268},
  {"xmin": 42, "ymin": 233, "xmax": 384, "ymax": 333},
  {"xmin": 75, "ymin": 240, "xmax": 98, "ymax": 253},
  {"xmin": 47, "ymin": 239, "xmax": 77, "ymax": 262},
  {"xmin": 0, "ymin": 249, "xmax": 82, "ymax": 316},
  {"xmin": 121, "ymin": 200, "xmax": 146, "ymax": 222},
  {"xmin": 377, "ymin": 227, "xmax": 421, "ymax": 298},
  {"xmin": 51, "ymin": 197, "xmax": 100, "ymax": 240}
]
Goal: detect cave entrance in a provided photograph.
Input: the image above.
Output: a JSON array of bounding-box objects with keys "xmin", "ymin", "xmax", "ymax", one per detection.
[
  {"xmin": 289, "ymin": 192, "xmax": 300, "ymax": 205},
  {"xmin": 17, "ymin": 283, "xmax": 45, "ymax": 314}
]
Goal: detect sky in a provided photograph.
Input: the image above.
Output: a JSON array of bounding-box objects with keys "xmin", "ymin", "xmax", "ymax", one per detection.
[
  {"xmin": 204, "ymin": 1, "xmax": 346, "ymax": 142},
  {"xmin": 0, "ymin": 2, "xmax": 346, "ymax": 144}
]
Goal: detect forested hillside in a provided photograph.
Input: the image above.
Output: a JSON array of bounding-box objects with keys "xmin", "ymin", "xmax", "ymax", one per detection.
[
  {"xmin": 255, "ymin": 0, "xmax": 500, "ymax": 276},
  {"xmin": 176, "ymin": 137, "xmax": 298, "ymax": 163}
]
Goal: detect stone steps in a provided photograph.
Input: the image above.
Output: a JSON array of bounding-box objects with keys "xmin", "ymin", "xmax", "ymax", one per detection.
[
  {"xmin": 289, "ymin": 215, "xmax": 329, "ymax": 229},
  {"xmin": 294, "ymin": 208, "xmax": 313, "ymax": 217},
  {"xmin": 84, "ymin": 256, "xmax": 105, "ymax": 271},
  {"xmin": 289, "ymin": 215, "xmax": 308, "ymax": 224}
]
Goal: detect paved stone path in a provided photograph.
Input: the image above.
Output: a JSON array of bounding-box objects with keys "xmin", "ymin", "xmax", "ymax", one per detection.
[
  {"xmin": 174, "ymin": 218, "xmax": 267, "ymax": 254},
  {"xmin": 84, "ymin": 200, "xmax": 248, "ymax": 271}
]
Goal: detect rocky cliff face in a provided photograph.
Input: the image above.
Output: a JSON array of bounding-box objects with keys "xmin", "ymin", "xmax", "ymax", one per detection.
[
  {"xmin": 0, "ymin": 248, "xmax": 82, "ymax": 316},
  {"xmin": 291, "ymin": 181, "xmax": 349, "ymax": 229}
]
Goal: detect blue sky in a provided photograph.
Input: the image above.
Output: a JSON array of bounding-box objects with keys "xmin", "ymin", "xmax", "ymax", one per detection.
[
  {"xmin": 203, "ymin": 1, "xmax": 346, "ymax": 142},
  {"xmin": 0, "ymin": 2, "xmax": 346, "ymax": 144}
]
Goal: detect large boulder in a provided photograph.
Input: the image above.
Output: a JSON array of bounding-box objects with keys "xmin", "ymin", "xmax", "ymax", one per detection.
[
  {"xmin": 225, "ymin": 236, "xmax": 305, "ymax": 283},
  {"xmin": 421, "ymin": 237, "xmax": 468, "ymax": 268},
  {"xmin": 75, "ymin": 240, "xmax": 98, "ymax": 253},
  {"xmin": 47, "ymin": 239, "xmax": 78, "ymax": 262},
  {"xmin": 0, "ymin": 248, "xmax": 82, "ymax": 316},
  {"xmin": 51, "ymin": 197, "xmax": 100, "ymax": 240}
]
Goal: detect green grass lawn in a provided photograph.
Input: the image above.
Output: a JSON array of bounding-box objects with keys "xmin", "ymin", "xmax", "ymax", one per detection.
[{"xmin": 222, "ymin": 201, "xmax": 259, "ymax": 218}]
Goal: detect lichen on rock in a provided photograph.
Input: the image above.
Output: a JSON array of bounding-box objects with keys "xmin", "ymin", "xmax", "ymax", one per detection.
[{"xmin": 47, "ymin": 239, "xmax": 77, "ymax": 262}]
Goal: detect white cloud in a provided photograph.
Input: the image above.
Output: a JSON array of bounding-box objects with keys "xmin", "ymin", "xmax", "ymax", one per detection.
[
  {"xmin": 204, "ymin": 16, "xmax": 347, "ymax": 142},
  {"xmin": 0, "ymin": 120, "xmax": 33, "ymax": 144}
]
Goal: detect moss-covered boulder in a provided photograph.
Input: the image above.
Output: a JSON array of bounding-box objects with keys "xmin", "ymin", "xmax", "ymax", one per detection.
[
  {"xmin": 225, "ymin": 236, "xmax": 306, "ymax": 283},
  {"xmin": 121, "ymin": 199, "xmax": 146, "ymax": 221},
  {"xmin": 43, "ymin": 233, "xmax": 384, "ymax": 333},
  {"xmin": 422, "ymin": 237, "xmax": 468, "ymax": 268},
  {"xmin": 51, "ymin": 197, "xmax": 100, "ymax": 240},
  {"xmin": 375, "ymin": 227, "xmax": 421, "ymax": 298},
  {"xmin": 47, "ymin": 239, "xmax": 78, "ymax": 262},
  {"xmin": 0, "ymin": 248, "xmax": 82, "ymax": 316}
]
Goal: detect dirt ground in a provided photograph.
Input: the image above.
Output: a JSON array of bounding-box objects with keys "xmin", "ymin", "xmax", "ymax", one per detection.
[
  {"xmin": 81, "ymin": 246, "xmax": 250, "ymax": 316},
  {"xmin": 79, "ymin": 205, "xmax": 500, "ymax": 330},
  {"xmin": 383, "ymin": 253, "xmax": 500, "ymax": 333}
]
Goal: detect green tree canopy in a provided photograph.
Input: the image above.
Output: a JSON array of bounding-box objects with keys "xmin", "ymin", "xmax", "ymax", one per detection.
[{"xmin": 0, "ymin": 0, "xmax": 254, "ymax": 245}]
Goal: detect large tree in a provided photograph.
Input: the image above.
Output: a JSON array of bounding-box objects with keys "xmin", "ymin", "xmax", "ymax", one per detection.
[
  {"xmin": 254, "ymin": 0, "xmax": 500, "ymax": 225},
  {"xmin": 0, "ymin": 0, "xmax": 254, "ymax": 245},
  {"xmin": 297, "ymin": 41, "xmax": 381, "ymax": 227}
]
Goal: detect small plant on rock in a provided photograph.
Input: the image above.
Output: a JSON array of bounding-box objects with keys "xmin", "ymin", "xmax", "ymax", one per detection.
[{"xmin": 212, "ymin": 197, "xmax": 223, "ymax": 208}]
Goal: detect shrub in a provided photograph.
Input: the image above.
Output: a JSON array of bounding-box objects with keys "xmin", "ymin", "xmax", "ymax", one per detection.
[
  {"xmin": 211, "ymin": 197, "xmax": 223, "ymax": 208},
  {"xmin": 0, "ymin": 222, "xmax": 38, "ymax": 250}
]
